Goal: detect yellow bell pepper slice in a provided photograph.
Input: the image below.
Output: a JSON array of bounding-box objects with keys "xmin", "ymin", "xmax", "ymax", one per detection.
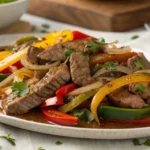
[
  {"xmin": 33, "ymin": 30, "xmax": 73, "ymax": 49},
  {"xmin": 0, "ymin": 51, "xmax": 13, "ymax": 60},
  {"xmin": 0, "ymin": 47, "xmax": 28, "ymax": 72},
  {"xmin": 91, "ymin": 73, "xmax": 150, "ymax": 124},
  {"xmin": 14, "ymin": 68, "xmax": 34, "ymax": 82}
]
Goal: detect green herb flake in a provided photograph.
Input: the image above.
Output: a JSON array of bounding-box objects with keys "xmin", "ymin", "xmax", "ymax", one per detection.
[
  {"xmin": 6, "ymin": 45, "xmax": 14, "ymax": 51},
  {"xmin": 135, "ymin": 83, "xmax": 146, "ymax": 93},
  {"xmin": 11, "ymin": 81, "xmax": 29, "ymax": 97},
  {"xmin": 64, "ymin": 48, "xmax": 75, "ymax": 59},
  {"xmin": 71, "ymin": 109, "xmax": 94, "ymax": 123},
  {"xmin": 37, "ymin": 147, "xmax": 45, "ymax": 150},
  {"xmin": 132, "ymin": 138, "xmax": 141, "ymax": 146},
  {"xmin": 0, "ymin": 133, "xmax": 16, "ymax": 146},
  {"xmin": 41, "ymin": 24, "xmax": 50, "ymax": 29},
  {"xmin": 143, "ymin": 139, "xmax": 150, "ymax": 146},
  {"xmin": 87, "ymin": 42, "xmax": 99, "ymax": 53},
  {"xmin": 131, "ymin": 35, "xmax": 139, "ymax": 40},
  {"xmin": 104, "ymin": 61, "xmax": 117, "ymax": 71},
  {"xmin": 134, "ymin": 60, "xmax": 144, "ymax": 69},
  {"xmin": 97, "ymin": 38, "xmax": 105, "ymax": 44},
  {"xmin": 80, "ymin": 51, "xmax": 90, "ymax": 61},
  {"xmin": 55, "ymin": 141, "xmax": 63, "ymax": 145},
  {"xmin": 40, "ymin": 30, "xmax": 49, "ymax": 33}
]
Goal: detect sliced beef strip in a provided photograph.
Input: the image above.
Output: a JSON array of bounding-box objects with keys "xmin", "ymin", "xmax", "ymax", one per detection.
[
  {"xmin": 34, "ymin": 70, "xmax": 48, "ymax": 80},
  {"xmin": 2, "ymin": 64, "xmax": 70, "ymax": 114},
  {"xmin": 129, "ymin": 83, "xmax": 150, "ymax": 99},
  {"xmin": 27, "ymin": 46, "xmax": 44, "ymax": 64},
  {"xmin": 127, "ymin": 53, "xmax": 150, "ymax": 72},
  {"xmin": 37, "ymin": 37, "xmax": 105, "ymax": 63},
  {"xmin": 108, "ymin": 87, "xmax": 148, "ymax": 109},
  {"xmin": 128, "ymin": 53, "xmax": 150, "ymax": 99},
  {"xmin": 69, "ymin": 52, "xmax": 94, "ymax": 86}
]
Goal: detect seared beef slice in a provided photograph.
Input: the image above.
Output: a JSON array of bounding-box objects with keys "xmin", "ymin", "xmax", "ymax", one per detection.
[
  {"xmin": 37, "ymin": 37, "xmax": 102, "ymax": 63},
  {"xmin": 70, "ymin": 52, "xmax": 94, "ymax": 86},
  {"xmin": 3, "ymin": 64, "xmax": 70, "ymax": 114},
  {"xmin": 108, "ymin": 87, "xmax": 148, "ymax": 108},
  {"xmin": 127, "ymin": 53, "xmax": 150, "ymax": 72},
  {"xmin": 128, "ymin": 53, "xmax": 150, "ymax": 99},
  {"xmin": 27, "ymin": 46, "xmax": 43, "ymax": 64}
]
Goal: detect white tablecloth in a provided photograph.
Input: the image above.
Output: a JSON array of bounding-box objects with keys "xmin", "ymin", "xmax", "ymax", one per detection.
[{"xmin": 0, "ymin": 14, "xmax": 150, "ymax": 150}]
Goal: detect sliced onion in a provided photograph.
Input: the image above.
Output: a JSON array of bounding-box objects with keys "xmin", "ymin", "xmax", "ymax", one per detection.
[
  {"xmin": 21, "ymin": 55, "xmax": 60, "ymax": 70},
  {"xmin": 105, "ymin": 46, "xmax": 132, "ymax": 54},
  {"xmin": 135, "ymin": 70, "xmax": 150, "ymax": 74},
  {"xmin": 25, "ymin": 77, "xmax": 39, "ymax": 86},
  {"xmin": 93, "ymin": 66, "xmax": 132, "ymax": 78},
  {"xmin": 0, "ymin": 73, "xmax": 15, "ymax": 88},
  {"xmin": 96, "ymin": 77, "xmax": 116, "ymax": 81},
  {"xmin": 67, "ymin": 80, "xmax": 104, "ymax": 96}
]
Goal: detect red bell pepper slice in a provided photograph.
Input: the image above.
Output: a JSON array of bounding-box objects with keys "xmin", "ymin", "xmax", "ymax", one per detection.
[
  {"xmin": 40, "ymin": 96, "xmax": 64, "ymax": 107},
  {"xmin": 41, "ymin": 84, "xmax": 76, "ymax": 107},
  {"xmin": 1, "ymin": 67, "xmax": 13, "ymax": 74},
  {"xmin": 109, "ymin": 117, "xmax": 150, "ymax": 125},
  {"xmin": 56, "ymin": 83, "xmax": 76, "ymax": 97},
  {"xmin": 13, "ymin": 61, "xmax": 23, "ymax": 69},
  {"xmin": 1, "ymin": 61, "xmax": 23, "ymax": 74},
  {"xmin": 72, "ymin": 31, "xmax": 90, "ymax": 40},
  {"xmin": 41, "ymin": 108, "xmax": 78, "ymax": 126}
]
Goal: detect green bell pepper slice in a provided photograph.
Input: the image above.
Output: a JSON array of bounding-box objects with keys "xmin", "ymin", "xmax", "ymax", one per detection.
[
  {"xmin": 0, "ymin": 74, "xmax": 10, "ymax": 82},
  {"xmin": 58, "ymin": 90, "xmax": 96, "ymax": 113},
  {"xmin": 98, "ymin": 105, "xmax": 150, "ymax": 120},
  {"xmin": 16, "ymin": 36, "xmax": 38, "ymax": 45}
]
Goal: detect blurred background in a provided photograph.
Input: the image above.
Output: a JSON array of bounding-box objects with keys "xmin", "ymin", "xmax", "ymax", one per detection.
[{"xmin": 0, "ymin": 0, "xmax": 150, "ymax": 35}]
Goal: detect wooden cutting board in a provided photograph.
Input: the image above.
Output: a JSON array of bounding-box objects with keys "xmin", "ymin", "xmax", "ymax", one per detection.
[
  {"xmin": 0, "ymin": 21, "xmax": 32, "ymax": 34},
  {"xmin": 28, "ymin": 0, "xmax": 150, "ymax": 31}
]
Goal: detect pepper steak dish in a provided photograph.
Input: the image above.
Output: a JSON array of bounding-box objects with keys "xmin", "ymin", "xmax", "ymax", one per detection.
[{"xmin": 0, "ymin": 30, "xmax": 150, "ymax": 129}]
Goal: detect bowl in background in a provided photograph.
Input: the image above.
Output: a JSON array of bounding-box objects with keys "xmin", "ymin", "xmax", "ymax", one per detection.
[{"xmin": 0, "ymin": 0, "xmax": 30, "ymax": 29}]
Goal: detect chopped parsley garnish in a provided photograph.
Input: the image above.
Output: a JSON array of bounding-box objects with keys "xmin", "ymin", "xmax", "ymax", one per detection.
[
  {"xmin": 97, "ymin": 37, "xmax": 105, "ymax": 44},
  {"xmin": 134, "ymin": 60, "xmax": 144, "ymax": 69},
  {"xmin": 80, "ymin": 51, "xmax": 90, "ymax": 61},
  {"xmin": 37, "ymin": 147, "xmax": 45, "ymax": 150},
  {"xmin": 87, "ymin": 42, "xmax": 99, "ymax": 53},
  {"xmin": 64, "ymin": 48, "xmax": 75, "ymax": 59},
  {"xmin": 131, "ymin": 35, "xmax": 139, "ymax": 40},
  {"xmin": 11, "ymin": 81, "xmax": 29, "ymax": 97},
  {"xmin": 97, "ymin": 39, "xmax": 118, "ymax": 45},
  {"xmin": 104, "ymin": 61, "xmax": 117, "ymax": 71},
  {"xmin": 0, "ymin": 133, "xmax": 16, "ymax": 146},
  {"xmin": 135, "ymin": 83, "xmax": 146, "ymax": 93},
  {"xmin": 132, "ymin": 139, "xmax": 141, "ymax": 146},
  {"xmin": 55, "ymin": 141, "xmax": 63, "ymax": 145},
  {"xmin": 6, "ymin": 45, "xmax": 14, "ymax": 51},
  {"xmin": 41, "ymin": 24, "xmax": 50, "ymax": 29},
  {"xmin": 40, "ymin": 30, "xmax": 49, "ymax": 33},
  {"xmin": 143, "ymin": 139, "xmax": 150, "ymax": 146},
  {"xmin": 132, "ymin": 138, "xmax": 150, "ymax": 146},
  {"xmin": 71, "ymin": 109, "xmax": 94, "ymax": 123}
]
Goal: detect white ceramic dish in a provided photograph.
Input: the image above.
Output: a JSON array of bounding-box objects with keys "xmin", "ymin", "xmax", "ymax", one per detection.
[
  {"xmin": 0, "ymin": 0, "xmax": 30, "ymax": 28},
  {"xmin": 0, "ymin": 34, "xmax": 150, "ymax": 140}
]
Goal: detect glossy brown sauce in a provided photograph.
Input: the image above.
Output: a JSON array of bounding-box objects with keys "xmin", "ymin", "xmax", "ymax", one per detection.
[{"xmin": 0, "ymin": 104, "xmax": 149, "ymax": 129}]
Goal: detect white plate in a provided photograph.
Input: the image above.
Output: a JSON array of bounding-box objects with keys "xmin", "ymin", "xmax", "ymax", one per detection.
[{"xmin": 0, "ymin": 34, "xmax": 150, "ymax": 140}]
